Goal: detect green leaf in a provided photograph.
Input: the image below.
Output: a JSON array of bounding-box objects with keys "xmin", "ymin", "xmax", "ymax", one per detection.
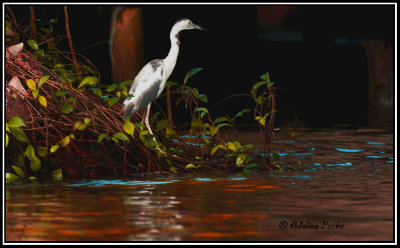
[
  {"xmin": 12, "ymin": 166, "xmax": 24, "ymax": 177},
  {"xmin": 209, "ymin": 126, "xmax": 218, "ymax": 137},
  {"xmin": 6, "ymin": 173, "xmax": 19, "ymax": 182},
  {"xmin": 234, "ymin": 109, "xmax": 251, "ymax": 119},
  {"xmin": 50, "ymin": 144, "xmax": 59, "ymax": 153},
  {"xmin": 165, "ymin": 126, "xmax": 177, "ymax": 137},
  {"xmin": 30, "ymin": 156, "xmax": 41, "ymax": 172},
  {"xmin": 236, "ymin": 155, "xmax": 244, "ymax": 166},
  {"xmin": 51, "ymin": 168, "xmax": 63, "ymax": 180},
  {"xmin": 61, "ymin": 103, "xmax": 74, "ymax": 114},
  {"xmin": 113, "ymin": 132, "xmax": 129, "ymax": 141},
  {"xmin": 139, "ymin": 130, "xmax": 150, "ymax": 143},
  {"xmin": 252, "ymin": 81, "xmax": 266, "ymax": 91},
  {"xmin": 244, "ymin": 163, "xmax": 259, "ymax": 170},
  {"xmin": 38, "ymin": 75, "xmax": 50, "ymax": 89},
  {"xmin": 37, "ymin": 146, "xmax": 47, "ymax": 157},
  {"xmin": 184, "ymin": 67, "xmax": 203, "ymax": 85},
  {"xmin": 196, "ymin": 107, "xmax": 209, "ymax": 114},
  {"xmin": 242, "ymin": 144, "xmax": 254, "ymax": 150},
  {"xmin": 182, "ymin": 86, "xmax": 198, "ymax": 99},
  {"xmin": 73, "ymin": 121, "xmax": 86, "ymax": 131},
  {"xmin": 32, "ymin": 89, "xmax": 39, "ymax": 98},
  {"xmin": 69, "ymin": 134, "xmax": 76, "ymax": 139},
  {"xmin": 232, "ymin": 141, "xmax": 242, "ymax": 150},
  {"xmin": 6, "ymin": 133, "xmax": 9, "ymax": 147},
  {"xmin": 243, "ymin": 163, "xmax": 259, "ymax": 174},
  {"xmin": 6, "ymin": 123, "xmax": 10, "ymax": 132},
  {"xmin": 26, "ymin": 144, "xmax": 35, "ymax": 161},
  {"xmin": 16, "ymin": 154, "xmax": 24, "ymax": 167},
  {"xmin": 37, "ymin": 49, "xmax": 45, "ymax": 57},
  {"xmin": 54, "ymin": 90, "xmax": 70, "ymax": 97},
  {"xmin": 170, "ymin": 166, "xmax": 178, "ymax": 174},
  {"xmin": 198, "ymin": 94, "xmax": 208, "ymax": 103},
  {"xmin": 38, "ymin": 95, "xmax": 47, "ymax": 108},
  {"xmin": 98, "ymin": 133, "xmax": 108, "ymax": 143},
  {"xmin": 83, "ymin": 117, "xmax": 91, "ymax": 125},
  {"xmin": 66, "ymin": 96, "xmax": 75, "ymax": 103},
  {"xmin": 27, "ymin": 39, "xmax": 38, "ymax": 50},
  {"xmin": 213, "ymin": 117, "xmax": 230, "ymax": 124},
  {"xmin": 107, "ymin": 97, "xmax": 119, "ymax": 108},
  {"xmin": 8, "ymin": 116, "xmax": 27, "ymax": 128},
  {"xmin": 134, "ymin": 122, "xmax": 146, "ymax": 129},
  {"xmin": 118, "ymin": 83, "xmax": 128, "ymax": 92},
  {"xmin": 59, "ymin": 136, "xmax": 70, "ymax": 147},
  {"xmin": 260, "ymin": 72, "xmax": 270, "ymax": 82},
  {"xmin": 185, "ymin": 164, "xmax": 197, "ymax": 170},
  {"xmin": 77, "ymin": 76, "xmax": 99, "ymax": 89},
  {"xmin": 91, "ymin": 88, "xmax": 102, "ymax": 97},
  {"xmin": 250, "ymin": 89, "xmax": 257, "ymax": 98},
  {"xmin": 9, "ymin": 127, "xmax": 29, "ymax": 143},
  {"xmin": 105, "ymin": 84, "xmax": 118, "ymax": 92},
  {"xmin": 156, "ymin": 119, "xmax": 169, "ymax": 133},
  {"xmin": 123, "ymin": 121, "xmax": 135, "ymax": 137},
  {"xmin": 28, "ymin": 176, "xmax": 37, "ymax": 181},
  {"xmin": 211, "ymin": 144, "xmax": 226, "ymax": 156},
  {"xmin": 216, "ymin": 123, "xmax": 230, "ymax": 130},
  {"xmin": 255, "ymin": 116, "xmax": 266, "ymax": 127},
  {"xmin": 226, "ymin": 142, "xmax": 236, "ymax": 152},
  {"xmin": 26, "ymin": 79, "xmax": 36, "ymax": 90}
]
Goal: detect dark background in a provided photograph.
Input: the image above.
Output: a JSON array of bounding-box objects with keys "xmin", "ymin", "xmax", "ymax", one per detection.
[{"xmin": 7, "ymin": 4, "xmax": 395, "ymax": 129}]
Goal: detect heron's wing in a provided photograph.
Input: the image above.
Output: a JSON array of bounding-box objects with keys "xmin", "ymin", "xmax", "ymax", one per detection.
[{"xmin": 123, "ymin": 59, "xmax": 165, "ymax": 116}]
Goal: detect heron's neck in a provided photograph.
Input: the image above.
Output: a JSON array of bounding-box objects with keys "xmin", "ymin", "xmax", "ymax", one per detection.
[{"xmin": 164, "ymin": 29, "xmax": 181, "ymax": 79}]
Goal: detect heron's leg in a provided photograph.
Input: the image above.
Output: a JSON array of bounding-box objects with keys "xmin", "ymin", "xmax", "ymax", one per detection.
[
  {"xmin": 143, "ymin": 103, "xmax": 165, "ymax": 154},
  {"xmin": 144, "ymin": 103, "xmax": 154, "ymax": 135}
]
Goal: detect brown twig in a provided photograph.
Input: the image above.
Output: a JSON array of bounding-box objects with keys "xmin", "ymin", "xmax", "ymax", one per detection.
[
  {"xmin": 29, "ymin": 6, "xmax": 38, "ymax": 41},
  {"xmin": 64, "ymin": 6, "xmax": 80, "ymax": 74}
]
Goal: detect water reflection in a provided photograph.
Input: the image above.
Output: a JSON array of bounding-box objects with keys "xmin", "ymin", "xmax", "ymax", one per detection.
[{"xmin": 6, "ymin": 129, "xmax": 393, "ymax": 242}]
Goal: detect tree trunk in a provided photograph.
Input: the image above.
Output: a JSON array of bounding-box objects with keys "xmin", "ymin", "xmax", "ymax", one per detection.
[
  {"xmin": 110, "ymin": 7, "xmax": 144, "ymax": 84},
  {"xmin": 362, "ymin": 40, "xmax": 393, "ymax": 129}
]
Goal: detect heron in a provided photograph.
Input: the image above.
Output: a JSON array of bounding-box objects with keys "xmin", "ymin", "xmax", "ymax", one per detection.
[{"xmin": 123, "ymin": 18, "xmax": 206, "ymax": 136}]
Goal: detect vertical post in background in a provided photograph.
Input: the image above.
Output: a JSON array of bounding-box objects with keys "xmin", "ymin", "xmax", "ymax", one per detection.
[
  {"xmin": 110, "ymin": 7, "xmax": 144, "ymax": 84},
  {"xmin": 362, "ymin": 40, "xmax": 393, "ymax": 128}
]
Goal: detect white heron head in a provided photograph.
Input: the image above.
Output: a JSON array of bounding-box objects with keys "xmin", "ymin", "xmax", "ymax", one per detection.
[{"xmin": 172, "ymin": 18, "xmax": 206, "ymax": 33}]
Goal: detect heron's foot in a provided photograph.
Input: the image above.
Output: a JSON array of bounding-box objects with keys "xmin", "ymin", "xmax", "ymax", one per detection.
[{"xmin": 151, "ymin": 136, "xmax": 166, "ymax": 155}]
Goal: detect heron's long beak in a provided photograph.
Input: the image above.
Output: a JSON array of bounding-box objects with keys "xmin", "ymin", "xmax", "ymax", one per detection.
[{"xmin": 192, "ymin": 23, "xmax": 207, "ymax": 31}]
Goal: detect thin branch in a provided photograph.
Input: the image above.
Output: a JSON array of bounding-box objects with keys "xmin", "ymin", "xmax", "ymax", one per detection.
[
  {"xmin": 29, "ymin": 6, "xmax": 38, "ymax": 41},
  {"xmin": 64, "ymin": 6, "xmax": 80, "ymax": 74}
]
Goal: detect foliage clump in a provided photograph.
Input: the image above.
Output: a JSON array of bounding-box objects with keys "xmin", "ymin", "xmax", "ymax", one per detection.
[{"xmin": 5, "ymin": 8, "xmax": 279, "ymax": 182}]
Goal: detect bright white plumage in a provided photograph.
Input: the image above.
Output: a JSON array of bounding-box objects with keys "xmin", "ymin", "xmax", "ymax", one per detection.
[{"xmin": 122, "ymin": 18, "xmax": 206, "ymax": 135}]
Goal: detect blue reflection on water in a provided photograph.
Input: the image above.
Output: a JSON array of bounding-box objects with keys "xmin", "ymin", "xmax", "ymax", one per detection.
[
  {"xmin": 325, "ymin": 162, "xmax": 352, "ymax": 167},
  {"xmin": 366, "ymin": 142, "xmax": 386, "ymax": 145},
  {"xmin": 193, "ymin": 177, "xmax": 216, "ymax": 182},
  {"xmin": 270, "ymin": 174, "xmax": 312, "ymax": 180},
  {"xmin": 294, "ymin": 152, "xmax": 315, "ymax": 156},
  {"xmin": 273, "ymin": 140, "xmax": 294, "ymax": 144},
  {"xmin": 335, "ymin": 148, "xmax": 364, "ymax": 153},
  {"xmin": 366, "ymin": 155, "xmax": 385, "ymax": 159},
  {"xmin": 67, "ymin": 179, "xmax": 176, "ymax": 187}
]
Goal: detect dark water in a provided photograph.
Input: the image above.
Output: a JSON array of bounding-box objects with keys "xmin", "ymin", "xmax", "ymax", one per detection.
[{"xmin": 5, "ymin": 129, "xmax": 394, "ymax": 242}]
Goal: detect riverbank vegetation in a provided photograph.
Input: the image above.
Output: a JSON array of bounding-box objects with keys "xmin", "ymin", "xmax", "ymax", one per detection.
[{"xmin": 5, "ymin": 7, "xmax": 280, "ymax": 182}]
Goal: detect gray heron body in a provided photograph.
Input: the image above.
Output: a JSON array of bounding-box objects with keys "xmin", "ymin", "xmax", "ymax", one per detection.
[{"xmin": 123, "ymin": 18, "xmax": 206, "ymax": 135}]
